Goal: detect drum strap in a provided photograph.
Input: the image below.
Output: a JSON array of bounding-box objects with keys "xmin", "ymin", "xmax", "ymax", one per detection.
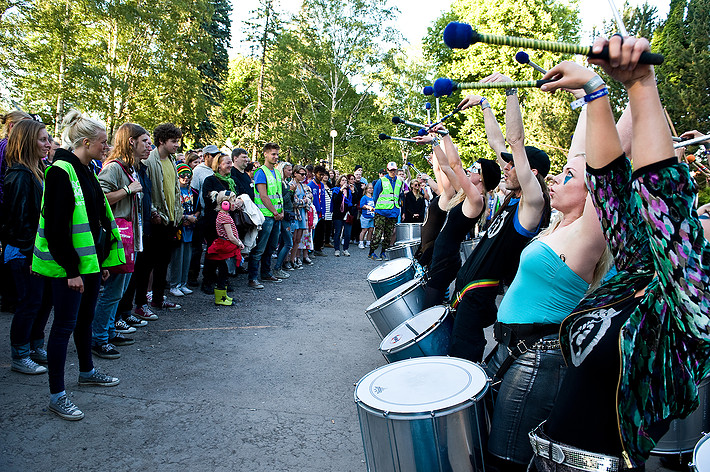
[{"xmin": 487, "ymin": 322, "xmax": 560, "ymax": 384}]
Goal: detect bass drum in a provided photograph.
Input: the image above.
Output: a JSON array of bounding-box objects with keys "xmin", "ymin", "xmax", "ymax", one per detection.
[
  {"xmin": 366, "ymin": 258, "xmax": 416, "ymax": 299},
  {"xmin": 365, "ymin": 278, "xmax": 425, "ymax": 339},
  {"xmin": 355, "ymin": 356, "xmax": 489, "ymax": 472},
  {"xmin": 379, "ymin": 305, "xmax": 453, "ymax": 363}
]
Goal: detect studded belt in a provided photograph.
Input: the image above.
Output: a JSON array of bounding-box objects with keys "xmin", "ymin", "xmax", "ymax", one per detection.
[{"xmin": 529, "ymin": 425, "xmax": 624, "ymax": 472}]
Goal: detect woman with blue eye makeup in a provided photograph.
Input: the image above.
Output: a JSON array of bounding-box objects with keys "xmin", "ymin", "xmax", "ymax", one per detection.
[{"xmin": 481, "ymin": 112, "xmax": 613, "ymax": 471}]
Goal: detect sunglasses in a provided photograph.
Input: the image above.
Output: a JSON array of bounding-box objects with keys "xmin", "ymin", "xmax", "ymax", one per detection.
[
  {"xmin": 468, "ymin": 163, "xmax": 481, "ymax": 174},
  {"xmin": 298, "ymin": 172, "xmax": 306, "ymax": 176}
]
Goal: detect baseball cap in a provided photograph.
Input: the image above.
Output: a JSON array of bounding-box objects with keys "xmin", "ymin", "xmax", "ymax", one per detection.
[
  {"xmin": 476, "ymin": 159, "xmax": 501, "ymax": 193},
  {"xmin": 500, "ymin": 146, "xmax": 550, "ymax": 177},
  {"xmin": 202, "ymin": 144, "xmax": 219, "ymax": 155},
  {"xmin": 386, "ymin": 161, "xmax": 397, "ymax": 171}
]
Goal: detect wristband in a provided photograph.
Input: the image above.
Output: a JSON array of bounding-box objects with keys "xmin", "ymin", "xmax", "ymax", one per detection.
[
  {"xmin": 583, "ymin": 75, "xmax": 606, "ymax": 94},
  {"xmin": 432, "ymin": 137, "xmax": 440, "ymax": 147},
  {"xmin": 479, "ymin": 98, "xmax": 491, "ymax": 111},
  {"xmin": 123, "ymin": 185, "xmax": 131, "ymax": 196},
  {"xmin": 505, "ymin": 88, "xmax": 518, "ymax": 96},
  {"xmin": 584, "ymin": 87, "xmax": 609, "ymax": 103},
  {"xmin": 570, "ymin": 97, "xmax": 585, "ymax": 110}
]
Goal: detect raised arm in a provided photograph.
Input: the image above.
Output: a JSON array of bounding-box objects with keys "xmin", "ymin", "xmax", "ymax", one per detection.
[
  {"xmin": 504, "ymin": 84, "xmax": 545, "ymax": 231},
  {"xmin": 459, "ymin": 91, "xmax": 506, "ymax": 162}
]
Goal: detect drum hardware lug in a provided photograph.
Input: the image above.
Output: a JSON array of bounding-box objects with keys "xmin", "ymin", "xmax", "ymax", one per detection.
[
  {"xmin": 383, "ymin": 411, "xmax": 390, "ymax": 417},
  {"xmin": 430, "ymin": 411, "xmax": 435, "ymax": 417}
]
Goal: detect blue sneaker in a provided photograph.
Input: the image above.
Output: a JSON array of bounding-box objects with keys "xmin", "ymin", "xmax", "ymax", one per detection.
[
  {"xmin": 380, "ymin": 252, "xmax": 388, "ymax": 261},
  {"xmin": 368, "ymin": 253, "xmax": 382, "ymax": 261}
]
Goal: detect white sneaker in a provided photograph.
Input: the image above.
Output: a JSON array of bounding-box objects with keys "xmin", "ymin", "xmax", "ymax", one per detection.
[
  {"xmin": 366, "ymin": 240, "xmax": 371, "ymax": 247},
  {"xmin": 334, "ymin": 250, "xmax": 340, "ymax": 257},
  {"xmin": 169, "ymin": 287, "xmax": 185, "ymax": 297},
  {"xmin": 358, "ymin": 241, "xmax": 365, "ymax": 249},
  {"xmin": 343, "ymin": 250, "xmax": 351, "ymax": 257},
  {"xmin": 178, "ymin": 284, "xmax": 193, "ymax": 295}
]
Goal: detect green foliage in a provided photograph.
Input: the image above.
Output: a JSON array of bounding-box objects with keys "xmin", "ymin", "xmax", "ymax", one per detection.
[
  {"xmin": 423, "ymin": 0, "xmax": 581, "ymax": 173},
  {"xmin": 1, "ymin": 0, "xmax": 229, "ymax": 144},
  {"xmin": 653, "ymin": 0, "xmax": 710, "ymax": 135}
]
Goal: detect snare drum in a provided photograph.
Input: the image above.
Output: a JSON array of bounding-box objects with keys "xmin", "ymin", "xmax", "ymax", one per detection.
[
  {"xmin": 366, "ymin": 258, "xmax": 416, "ymax": 299},
  {"xmin": 653, "ymin": 376, "xmax": 710, "ymax": 455},
  {"xmin": 379, "ymin": 305, "xmax": 453, "ymax": 363},
  {"xmin": 386, "ymin": 241, "xmax": 420, "ymax": 260},
  {"xmin": 692, "ymin": 433, "xmax": 710, "ymax": 471},
  {"xmin": 395, "ymin": 223, "xmax": 422, "ymax": 244},
  {"xmin": 354, "ymin": 356, "xmax": 489, "ymax": 472},
  {"xmin": 365, "ymin": 278, "xmax": 425, "ymax": 339}
]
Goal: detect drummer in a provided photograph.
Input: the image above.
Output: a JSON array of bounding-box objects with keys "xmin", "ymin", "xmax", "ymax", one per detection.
[
  {"xmin": 483, "ymin": 106, "xmax": 611, "ymax": 471},
  {"xmin": 527, "ymin": 36, "xmax": 710, "ymax": 471},
  {"xmin": 414, "ymin": 127, "xmax": 500, "ymax": 309},
  {"xmin": 448, "ymin": 73, "xmax": 552, "ymax": 363}
]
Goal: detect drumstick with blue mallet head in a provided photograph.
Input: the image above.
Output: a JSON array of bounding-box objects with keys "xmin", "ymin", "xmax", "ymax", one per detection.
[
  {"xmin": 514, "ymin": 51, "xmax": 547, "ymax": 75},
  {"xmin": 423, "ymin": 86, "xmax": 441, "ymax": 121},
  {"xmin": 442, "ymin": 21, "xmax": 664, "ymax": 64},
  {"xmin": 393, "ymin": 116, "xmax": 449, "ymax": 136},
  {"xmin": 379, "ymin": 133, "xmax": 417, "ymax": 144},
  {"xmin": 433, "ymin": 77, "xmax": 554, "ymax": 98},
  {"xmin": 418, "ymin": 106, "xmax": 463, "ymax": 136},
  {"xmin": 425, "ymin": 102, "xmax": 432, "ymax": 124}
]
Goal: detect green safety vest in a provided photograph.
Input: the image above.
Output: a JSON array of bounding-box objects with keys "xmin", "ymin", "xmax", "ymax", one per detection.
[
  {"xmin": 32, "ymin": 160, "xmax": 125, "ymax": 277},
  {"xmin": 254, "ymin": 167, "xmax": 283, "ymax": 217},
  {"xmin": 374, "ymin": 176, "xmax": 403, "ymax": 210}
]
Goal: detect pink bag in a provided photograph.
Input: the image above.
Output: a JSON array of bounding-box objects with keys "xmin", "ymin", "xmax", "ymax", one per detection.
[{"xmin": 110, "ymin": 218, "xmax": 135, "ymax": 273}]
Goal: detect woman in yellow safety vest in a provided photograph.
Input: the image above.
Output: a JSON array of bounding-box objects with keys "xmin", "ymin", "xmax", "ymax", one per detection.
[{"xmin": 34, "ymin": 109, "xmax": 125, "ymax": 421}]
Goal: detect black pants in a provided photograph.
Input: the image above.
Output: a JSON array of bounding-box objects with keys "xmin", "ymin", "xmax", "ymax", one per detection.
[
  {"xmin": 313, "ymin": 219, "xmax": 325, "ymax": 251},
  {"xmin": 449, "ymin": 285, "xmax": 499, "ymax": 363},
  {"xmin": 188, "ymin": 218, "xmax": 206, "ymax": 283}
]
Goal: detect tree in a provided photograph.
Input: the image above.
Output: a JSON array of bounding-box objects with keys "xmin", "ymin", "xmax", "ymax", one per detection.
[
  {"xmin": 423, "ymin": 0, "xmax": 581, "ymax": 172},
  {"xmin": 219, "ymin": 55, "xmax": 260, "ymax": 148}
]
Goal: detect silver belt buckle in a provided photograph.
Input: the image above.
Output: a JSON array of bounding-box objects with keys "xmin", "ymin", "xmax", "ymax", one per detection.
[{"xmin": 550, "ymin": 442, "xmax": 566, "ymax": 464}]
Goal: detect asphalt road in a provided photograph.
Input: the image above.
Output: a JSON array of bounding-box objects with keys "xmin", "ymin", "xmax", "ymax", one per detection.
[{"xmin": 0, "ymin": 247, "xmax": 680, "ymax": 471}]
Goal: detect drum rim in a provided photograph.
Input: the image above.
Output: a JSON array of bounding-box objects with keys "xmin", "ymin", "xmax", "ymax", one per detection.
[
  {"xmin": 693, "ymin": 432, "xmax": 710, "ymax": 467},
  {"xmin": 379, "ymin": 306, "xmax": 450, "ymax": 355},
  {"xmin": 366, "ymin": 258, "xmax": 414, "ymax": 283},
  {"xmin": 365, "ymin": 278, "xmax": 424, "ymax": 313},
  {"xmin": 353, "ymin": 356, "xmax": 489, "ymax": 418},
  {"xmin": 387, "ymin": 241, "xmax": 420, "ymax": 250}
]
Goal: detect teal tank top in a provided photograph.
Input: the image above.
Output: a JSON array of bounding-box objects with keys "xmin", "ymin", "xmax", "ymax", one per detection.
[{"xmin": 497, "ymin": 239, "xmax": 589, "ymax": 325}]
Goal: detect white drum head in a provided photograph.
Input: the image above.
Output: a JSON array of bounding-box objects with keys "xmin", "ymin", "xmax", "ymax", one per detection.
[
  {"xmin": 380, "ymin": 306, "xmax": 448, "ymax": 352},
  {"xmin": 695, "ymin": 434, "xmax": 710, "ymax": 470},
  {"xmin": 355, "ymin": 356, "xmax": 488, "ymax": 415},
  {"xmin": 366, "ymin": 278, "xmax": 422, "ymax": 311},
  {"xmin": 367, "ymin": 258, "xmax": 413, "ymax": 282}
]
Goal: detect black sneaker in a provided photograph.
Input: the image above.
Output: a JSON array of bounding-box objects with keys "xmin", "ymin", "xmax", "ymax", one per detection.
[
  {"xmin": 78, "ymin": 368, "xmax": 120, "ymax": 386},
  {"xmin": 91, "ymin": 343, "xmax": 120, "ymax": 359},
  {"xmin": 186, "ymin": 279, "xmax": 200, "ymax": 288},
  {"xmin": 201, "ymin": 282, "xmax": 215, "ymax": 295},
  {"xmin": 109, "ymin": 333, "xmax": 135, "ymax": 346}
]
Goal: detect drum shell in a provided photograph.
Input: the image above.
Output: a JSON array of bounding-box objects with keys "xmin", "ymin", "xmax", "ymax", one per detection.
[
  {"xmin": 354, "ymin": 358, "xmax": 489, "ymax": 472},
  {"xmin": 395, "ymin": 223, "xmax": 422, "ymax": 244},
  {"xmin": 365, "ymin": 279, "xmax": 425, "ymax": 339},
  {"xmin": 653, "ymin": 377, "xmax": 710, "ymax": 454},
  {"xmin": 692, "ymin": 433, "xmax": 710, "ymax": 471},
  {"xmin": 386, "ymin": 241, "xmax": 420, "ymax": 260},
  {"xmin": 380, "ymin": 308, "xmax": 453, "ymax": 363},
  {"xmin": 367, "ymin": 259, "xmax": 416, "ymax": 299}
]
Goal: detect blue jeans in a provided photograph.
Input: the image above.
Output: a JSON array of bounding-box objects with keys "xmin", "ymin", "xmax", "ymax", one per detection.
[
  {"xmin": 9, "ymin": 258, "xmax": 52, "ymax": 359},
  {"xmin": 47, "ymin": 273, "xmax": 101, "ymax": 394},
  {"xmin": 92, "ymin": 272, "xmax": 132, "ymax": 345},
  {"xmin": 170, "ymin": 241, "xmax": 192, "ymax": 288},
  {"xmin": 485, "ymin": 336, "xmax": 567, "ymax": 465},
  {"xmin": 248, "ymin": 217, "xmax": 280, "ymax": 281},
  {"xmin": 333, "ymin": 219, "xmax": 352, "ymax": 250},
  {"xmin": 275, "ymin": 216, "xmax": 293, "ymax": 269}
]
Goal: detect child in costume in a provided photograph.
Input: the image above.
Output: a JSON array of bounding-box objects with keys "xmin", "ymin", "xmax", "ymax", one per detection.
[{"xmin": 206, "ymin": 190, "xmax": 244, "ymax": 306}]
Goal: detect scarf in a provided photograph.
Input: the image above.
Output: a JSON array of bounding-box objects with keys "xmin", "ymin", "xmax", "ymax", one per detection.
[{"xmin": 215, "ymin": 172, "xmax": 236, "ymax": 193}]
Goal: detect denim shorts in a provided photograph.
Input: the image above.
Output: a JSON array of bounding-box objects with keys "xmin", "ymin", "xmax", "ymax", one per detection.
[
  {"xmin": 360, "ymin": 216, "xmax": 374, "ymax": 228},
  {"xmin": 484, "ymin": 335, "xmax": 567, "ymax": 465}
]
